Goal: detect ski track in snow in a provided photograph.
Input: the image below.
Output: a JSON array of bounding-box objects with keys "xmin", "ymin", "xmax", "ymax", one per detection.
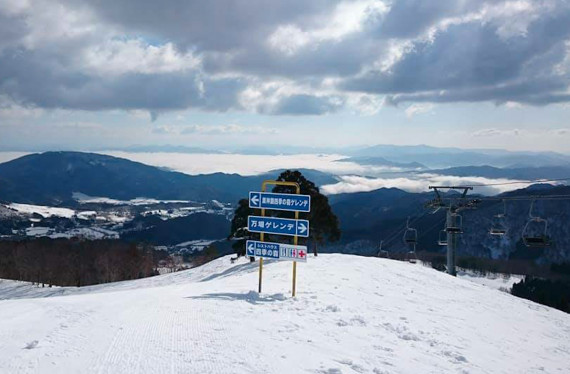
[{"xmin": 0, "ymin": 254, "xmax": 569, "ymax": 373}]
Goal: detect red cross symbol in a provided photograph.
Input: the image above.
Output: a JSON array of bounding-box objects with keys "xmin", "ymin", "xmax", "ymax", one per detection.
[{"xmin": 298, "ymin": 250, "xmax": 306, "ymax": 258}]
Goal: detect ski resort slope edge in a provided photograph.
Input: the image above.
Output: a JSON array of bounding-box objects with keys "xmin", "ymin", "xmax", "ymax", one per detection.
[{"xmin": 0, "ymin": 254, "xmax": 569, "ymax": 374}]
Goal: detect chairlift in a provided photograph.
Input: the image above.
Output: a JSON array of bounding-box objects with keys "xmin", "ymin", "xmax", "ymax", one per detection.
[
  {"xmin": 406, "ymin": 250, "xmax": 418, "ymax": 264},
  {"xmin": 446, "ymin": 213, "xmax": 463, "ymax": 233},
  {"xmin": 403, "ymin": 217, "xmax": 418, "ymax": 245},
  {"xmin": 377, "ymin": 240, "xmax": 389, "ymax": 258},
  {"xmin": 522, "ymin": 201, "xmax": 551, "ymax": 248},
  {"xmin": 489, "ymin": 200, "xmax": 508, "ymax": 236},
  {"xmin": 402, "ymin": 217, "xmax": 418, "ymax": 263},
  {"xmin": 437, "ymin": 229, "xmax": 448, "ymax": 246}
]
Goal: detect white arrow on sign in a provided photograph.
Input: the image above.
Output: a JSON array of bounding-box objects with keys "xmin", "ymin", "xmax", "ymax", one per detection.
[
  {"xmin": 298, "ymin": 222, "xmax": 307, "ymax": 235},
  {"xmin": 248, "ymin": 242, "xmax": 255, "ymax": 252},
  {"xmin": 250, "ymin": 194, "xmax": 259, "ymax": 206}
]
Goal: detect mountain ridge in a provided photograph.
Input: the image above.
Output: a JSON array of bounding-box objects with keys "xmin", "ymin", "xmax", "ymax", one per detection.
[{"xmin": 0, "ymin": 152, "xmax": 337, "ymax": 206}]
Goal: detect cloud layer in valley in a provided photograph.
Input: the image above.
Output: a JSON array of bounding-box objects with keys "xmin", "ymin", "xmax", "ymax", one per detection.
[{"xmin": 320, "ymin": 174, "xmax": 538, "ymax": 196}]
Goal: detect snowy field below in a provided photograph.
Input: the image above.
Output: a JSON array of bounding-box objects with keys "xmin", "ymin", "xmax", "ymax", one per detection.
[{"xmin": 0, "ymin": 254, "xmax": 569, "ymax": 374}]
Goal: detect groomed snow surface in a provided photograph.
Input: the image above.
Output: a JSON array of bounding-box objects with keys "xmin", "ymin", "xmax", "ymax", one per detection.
[{"xmin": 0, "ymin": 254, "xmax": 569, "ymax": 374}]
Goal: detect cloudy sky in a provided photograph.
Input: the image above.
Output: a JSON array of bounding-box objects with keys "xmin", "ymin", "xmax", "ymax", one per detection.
[{"xmin": 1, "ymin": 0, "xmax": 570, "ymax": 152}]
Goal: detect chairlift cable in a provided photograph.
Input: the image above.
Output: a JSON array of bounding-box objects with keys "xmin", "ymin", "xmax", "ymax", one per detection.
[
  {"xmin": 417, "ymin": 215, "xmax": 447, "ymax": 239},
  {"xmin": 381, "ymin": 209, "xmax": 429, "ymax": 247}
]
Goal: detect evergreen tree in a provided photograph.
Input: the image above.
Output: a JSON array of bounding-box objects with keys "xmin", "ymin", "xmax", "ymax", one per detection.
[
  {"xmin": 228, "ymin": 170, "xmax": 341, "ymax": 257},
  {"xmin": 227, "ymin": 199, "xmax": 257, "ymax": 261},
  {"xmin": 273, "ymin": 170, "xmax": 340, "ymax": 256}
]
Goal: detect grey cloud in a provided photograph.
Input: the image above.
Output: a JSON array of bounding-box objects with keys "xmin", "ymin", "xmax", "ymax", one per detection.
[
  {"xmin": 344, "ymin": 7, "xmax": 570, "ymax": 105},
  {"xmin": 0, "ymin": 13, "xmax": 27, "ymax": 51},
  {"xmin": 205, "ymin": 33, "xmax": 384, "ymax": 79},
  {"xmin": 2, "ymin": 0, "xmax": 570, "ymax": 115},
  {"xmin": 82, "ymin": 0, "xmax": 339, "ymax": 52},
  {"xmin": 373, "ymin": 0, "xmax": 473, "ymax": 39},
  {"xmin": 0, "ymin": 48, "xmax": 244, "ymax": 112},
  {"xmin": 89, "ymin": 0, "xmax": 376, "ymax": 79},
  {"xmin": 269, "ymin": 94, "xmax": 344, "ymax": 115}
]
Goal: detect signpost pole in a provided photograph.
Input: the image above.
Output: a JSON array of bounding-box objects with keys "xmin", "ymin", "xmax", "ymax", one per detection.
[
  {"xmin": 258, "ymin": 185, "xmax": 267, "ymax": 294},
  {"xmin": 292, "ymin": 185, "xmax": 300, "ymax": 297},
  {"xmin": 255, "ymin": 180, "xmax": 303, "ymax": 296}
]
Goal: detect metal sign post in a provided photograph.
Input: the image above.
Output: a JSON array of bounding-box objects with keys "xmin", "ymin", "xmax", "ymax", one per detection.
[{"xmin": 250, "ymin": 180, "xmax": 309, "ymax": 297}]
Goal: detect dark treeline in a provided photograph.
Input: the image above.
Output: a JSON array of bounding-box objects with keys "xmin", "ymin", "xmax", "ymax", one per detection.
[
  {"xmin": 414, "ymin": 251, "xmax": 570, "ymax": 314},
  {"xmin": 417, "ymin": 251, "xmax": 570, "ymax": 280},
  {"xmin": 0, "ymin": 238, "xmax": 169, "ymax": 287},
  {"xmin": 512, "ymin": 277, "xmax": 570, "ymax": 313}
]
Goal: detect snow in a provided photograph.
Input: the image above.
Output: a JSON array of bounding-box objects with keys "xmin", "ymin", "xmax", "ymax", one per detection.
[
  {"xmin": 25, "ymin": 226, "xmax": 51, "ymax": 236},
  {"xmin": 211, "ymin": 200, "xmax": 226, "ymax": 209},
  {"xmin": 48, "ymin": 227, "xmax": 119, "ymax": 240},
  {"xmin": 8, "ymin": 203, "xmax": 76, "ymax": 218},
  {"xmin": 21, "ymin": 226, "xmax": 119, "ymax": 240},
  {"xmin": 0, "ymin": 254, "xmax": 568, "ymax": 373},
  {"xmin": 457, "ymin": 269, "xmax": 524, "ymax": 292},
  {"xmin": 175, "ymin": 239, "xmax": 217, "ymax": 248},
  {"xmin": 76, "ymin": 211, "xmax": 98, "ymax": 220},
  {"xmin": 73, "ymin": 192, "xmax": 191, "ymax": 206}
]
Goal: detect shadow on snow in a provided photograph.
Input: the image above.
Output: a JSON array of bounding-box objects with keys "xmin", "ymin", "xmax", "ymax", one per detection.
[{"xmin": 187, "ymin": 290, "xmax": 287, "ymax": 305}]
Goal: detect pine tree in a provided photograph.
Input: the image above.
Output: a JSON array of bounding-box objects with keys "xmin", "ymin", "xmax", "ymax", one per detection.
[
  {"xmin": 228, "ymin": 170, "xmax": 341, "ymax": 257},
  {"xmin": 273, "ymin": 170, "xmax": 340, "ymax": 256},
  {"xmin": 228, "ymin": 199, "xmax": 257, "ymax": 261}
]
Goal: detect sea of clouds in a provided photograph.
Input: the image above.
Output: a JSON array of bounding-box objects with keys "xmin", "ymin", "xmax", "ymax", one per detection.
[{"xmin": 0, "ymin": 151, "xmax": 537, "ymax": 196}]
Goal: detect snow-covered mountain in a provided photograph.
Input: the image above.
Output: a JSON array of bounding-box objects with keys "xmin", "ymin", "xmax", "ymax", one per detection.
[{"xmin": 1, "ymin": 254, "xmax": 568, "ymax": 373}]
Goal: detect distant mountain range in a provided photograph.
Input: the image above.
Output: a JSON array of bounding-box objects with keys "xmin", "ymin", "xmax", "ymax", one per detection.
[
  {"xmin": 0, "ymin": 152, "xmax": 337, "ymax": 206},
  {"xmin": 337, "ymin": 156, "xmax": 427, "ymax": 170},
  {"xmin": 346, "ymin": 144, "xmax": 570, "ymax": 168},
  {"xmin": 120, "ymin": 143, "xmax": 569, "ymax": 169},
  {"xmin": 425, "ymin": 165, "xmax": 570, "ymax": 181},
  {"xmin": 5, "ymin": 144, "xmax": 569, "ymax": 169},
  {"xmin": 117, "ymin": 145, "xmax": 222, "ymax": 154},
  {"xmin": 1, "ymin": 151, "xmax": 569, "ymax": 263}
]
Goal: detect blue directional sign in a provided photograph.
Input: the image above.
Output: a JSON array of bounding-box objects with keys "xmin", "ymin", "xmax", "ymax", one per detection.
[
  {"xmin": 246, "ymin": 240, "xmax": 308, "ymax": 262},
  {"xmin": 247, "ymin": 216, "xmax": 309, "ymax": 237},
  {"xmin": 246, "ymin": 240, "xmax": 280, "ymax": 259},
  {"xmin": 249, "ymin": 191, "xmax": 311, "ymax": 212}
]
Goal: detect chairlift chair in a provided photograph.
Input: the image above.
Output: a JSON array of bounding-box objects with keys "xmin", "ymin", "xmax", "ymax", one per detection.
[
  {"xmin": 406, "ymin": 250, "xmax": 418, "ymax": 264},
  {"xmin": 377, "ymin": 241, "xmax": 389, "ymax": 258},
  {"xmin": 522, "ymin": 201, "xmax": 551, "ymax": 248},
  {"xmin": 489, "ymin": 216, "xmax": 508, "ymax": 236},
  {"xmin": 522, "ymin": 218, "xmax": 551, "ymax": 247},
  {"xmin": 489, "ymin": 226, "xmax": 507, "ymax": 236},
  {"xmin": 437, "ymin": 229, "xmax": 448, "ymax": 246},
  {"xmin": 402, "ymin": 218, "xmax": 418, "ymax": 263},
  {"xmin": 489, "ymin": 200, "xmax": 508, "ymax": 236},
  {"xmin": 403, "ymin": 217, "xmax": 418, "ymax": 245}
]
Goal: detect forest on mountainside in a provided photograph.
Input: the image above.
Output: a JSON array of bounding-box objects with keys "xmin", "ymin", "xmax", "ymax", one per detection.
[{"xmin": 0, "ymin": 239, "xmax": 168, "ymax": 287}]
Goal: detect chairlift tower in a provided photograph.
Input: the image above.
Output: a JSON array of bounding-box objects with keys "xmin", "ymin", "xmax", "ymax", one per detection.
[{"xmin": 426, "ymin": 186, "xmax": 478, "ymax": 276}]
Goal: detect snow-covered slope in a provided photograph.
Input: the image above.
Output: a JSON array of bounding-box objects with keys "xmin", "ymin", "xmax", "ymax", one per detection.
[{"xmin": 0, "ymin": 255, "xmax": 569, "ymax": 373}]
